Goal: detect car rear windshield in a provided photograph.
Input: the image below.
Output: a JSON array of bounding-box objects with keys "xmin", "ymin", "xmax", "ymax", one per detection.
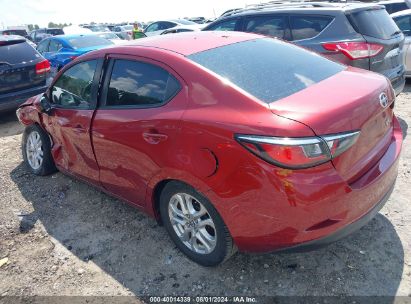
[
  {"xmin": 67, "ymin": 36, "xmax": 112, "ymax": 49},
  {"xmin": 46, "ymin": 29, "xmax": 64, "ymax": 35},
  {"xmin": 188, "ymin": 38, "xmax": 345, "ymax": 103},
  {"xmin": 0, "ymin": 41, "xmax": 41, "ymax": 64},
  {"xmin": 348, "ymin": 8, "xmax": 400, "ymax": 39},
  {"xmin": 2, "ymin": 30, "xmax": 28, "ymax": 36}
]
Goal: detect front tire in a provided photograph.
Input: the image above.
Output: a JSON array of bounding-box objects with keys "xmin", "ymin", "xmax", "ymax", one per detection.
[
  {"xmin": 160, "ymin": 181, "xmax": 236, "ymax": 266},
  {"xmin": 22, "ymin": 124, "xmax": 57, "ymax": 176}
]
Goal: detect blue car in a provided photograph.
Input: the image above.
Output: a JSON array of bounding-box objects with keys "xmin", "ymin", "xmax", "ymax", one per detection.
[{"xmin": 35, "ymin": 34, "xmax": 113, "ymax": 74}]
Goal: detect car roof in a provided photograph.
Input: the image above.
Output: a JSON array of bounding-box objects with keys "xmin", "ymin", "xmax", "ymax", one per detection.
[
  {"xmin": 110, "ymin": 31, "xmax": 263, "ymax": 56},
  {"xmin": 220, "ymin": 2, "xmax": 383, "ymax": 18},
  {"xmin": 391, "ymin": 7, "xmax": 411, "ymax": 16}
]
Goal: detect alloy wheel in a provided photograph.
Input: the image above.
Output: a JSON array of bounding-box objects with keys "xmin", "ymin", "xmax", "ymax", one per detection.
[
  {"xmin": 26, "ymin": 131, "xmax": 43, "ymax": 170},
  {"xmin": 168, "ymin": 193, "xmax": 217, "ymax": 254}
]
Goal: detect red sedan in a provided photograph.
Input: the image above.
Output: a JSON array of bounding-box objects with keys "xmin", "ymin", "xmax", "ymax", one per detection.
[{"xmin": 16, "ymin": 32, "xmax": 403, "ymax": 266}]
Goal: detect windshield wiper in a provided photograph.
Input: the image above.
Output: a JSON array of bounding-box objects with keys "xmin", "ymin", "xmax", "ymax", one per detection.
[{"xmin": 391, "ymin": 30, "xmax": 402, "ymax": 37}]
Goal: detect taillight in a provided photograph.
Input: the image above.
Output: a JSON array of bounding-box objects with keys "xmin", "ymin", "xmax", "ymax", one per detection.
[
  {"xmin": 322, "ymin": 42, "xmax": 383, "ymax": 60},
  {"xmin": 235, "ymin": 131, "xmax": 360, "ymax": 169},
  {"xmin": 35, "ymin": 59, "xmax": 50, "ymax": 75},
  {"xmin": 69, "ymin": 55, "xmax": 78, "ymax": 60}
]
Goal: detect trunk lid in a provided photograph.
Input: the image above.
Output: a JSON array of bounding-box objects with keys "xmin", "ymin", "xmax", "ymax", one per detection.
[
  {"xmin": 269, "ymin": 67, "xmax": 394, "ymax": 183},
  {"xmin": 0, "ymin": 39, "xmax": 46, "ymax": 94}
]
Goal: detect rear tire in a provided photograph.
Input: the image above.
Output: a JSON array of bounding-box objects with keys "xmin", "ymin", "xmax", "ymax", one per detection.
[
  {"xmin": 22, "ymin": 124, "xmax": 57, "ymax": 176},
  {"xmin": 160, "ymin": 181, "xmax": 236, "ymax": 266}
]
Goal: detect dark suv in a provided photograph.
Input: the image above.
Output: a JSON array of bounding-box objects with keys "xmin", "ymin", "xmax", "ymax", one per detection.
[
  {"xmin": 29, "ymin": 28, "xmax": 64, "ymax": 44},
  {"xmin": 204, "ymin": 2, "xmax": 405, "ymax": 95},
  {"xmin": 0, "ymin": 36, "xmax": 50, "ymax": 112}
]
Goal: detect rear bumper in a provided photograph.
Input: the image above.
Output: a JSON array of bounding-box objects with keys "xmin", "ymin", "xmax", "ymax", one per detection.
[
  {"xmin": 276, "ymin": 182, "xmax": 394, "ymax": 253},
  {"xmin": 213, "ymin": 116, "xmax": 403, "ymax": 253},
  {"xmin": 0, "ymin": 85, "xmax": 47, "ymax": 112}
]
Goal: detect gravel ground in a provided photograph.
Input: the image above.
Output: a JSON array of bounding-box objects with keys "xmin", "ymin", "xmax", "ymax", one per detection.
[{"xmin": 0, "ymin": 83, "xmax": 410, "ymax": 300}]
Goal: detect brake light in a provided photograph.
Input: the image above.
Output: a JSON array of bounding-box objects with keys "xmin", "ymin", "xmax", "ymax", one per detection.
[
  {"xmin": 322, "ymin": 42, "xmax": 383, "ymax": 60},
  {"xmin": 69, "ymin": 55, "xmax": 78, "ymax": 60},
  {"xmin": 235, "ymin": 132, "xmax": 360, "ymax": 169},
  {"xmin": 35, "ymin": 59, "xmax": 50, "ymax": 74}
]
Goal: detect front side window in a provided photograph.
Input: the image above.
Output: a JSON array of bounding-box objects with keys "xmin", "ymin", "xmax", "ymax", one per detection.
[
  {"xmin": 48, "ymin": 40, "xmax": 62, "ymax": 52},
  {"xmin": 36, "ymin": 40, "xmax": 49, "ymax": 54},
  {"xmin": 244, "ymin": 15, "xmax": 287, "ymax": 38},
  {"xmin": 51, "ymin": 60, "xmax": 97, "ymax": 108},
  {"xmin": 146, "ymin": 23, "xmax": 160, "ymax": 32},
  {"xmin": 207, "ymin": 19, "xmax": 238, "ymax": 31},
  {"xmin": 106, "ymin": 59, "xmax": 181, "ymax": 107},
  {"xmin": 290, "ymin": 15, "xmax": 333, "ymax": 41}
]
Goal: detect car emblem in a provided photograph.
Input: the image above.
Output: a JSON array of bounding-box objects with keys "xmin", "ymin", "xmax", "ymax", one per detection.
[{"xmin": 379, "ymin": 93, "xmax": 389, "ymax": 108}]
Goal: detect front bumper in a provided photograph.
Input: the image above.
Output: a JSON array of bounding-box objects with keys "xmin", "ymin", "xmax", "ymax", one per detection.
[{"xmin": 0, "ymin": 85, "xmax": 47, "ymax": 112}]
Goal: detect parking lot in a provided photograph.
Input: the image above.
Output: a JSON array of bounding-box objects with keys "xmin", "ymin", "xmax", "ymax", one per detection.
[{"xmin": 0, "ymin": 80, "xmax": 410, "ymax": 299}]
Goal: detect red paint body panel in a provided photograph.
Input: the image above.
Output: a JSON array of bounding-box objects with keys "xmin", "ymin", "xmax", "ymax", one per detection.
[{"xmin": 16, "ymin": 32, "xmax": 403, "ymax": 253}]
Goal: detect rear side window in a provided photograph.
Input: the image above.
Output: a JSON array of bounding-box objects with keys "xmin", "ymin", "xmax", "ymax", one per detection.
[
  {"xmin": 51, "ymin": 60, "xmax": 98, "ymax": 108},
  {"xmin": 106, "ymin": 59, "xmax": 181, "ymax": 107},
  {"xmin": 189, "ymin": 38, "xmax": 344, "ymax": 103},
  {"xmin": 290, "ymin": 15, "xmax": 333, "ymax": 40},
  {"xmin": 394, "ymin": 15, "xmax": 411, "ymax": 36},
  {"xmin": 0, "ymin": 41, "xmax": 41, "ymax": 64},
  {"xmin": 244, "ymin": 16, "xmax": 287, "ymax": 38},
  {"xmin": 206, "ymin": 19, "xmax": 238, "ymax": 31},
  {"xmin": 348, "ymin": 8, "xmax": 400, "ymax": 39}
]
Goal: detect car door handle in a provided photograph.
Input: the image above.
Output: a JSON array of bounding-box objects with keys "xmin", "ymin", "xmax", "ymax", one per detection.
[{"xmin": 143, "ymin": 132, "xmax": 168, "ymax": 144}]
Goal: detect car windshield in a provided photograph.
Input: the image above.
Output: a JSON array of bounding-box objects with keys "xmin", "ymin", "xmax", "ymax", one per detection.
[
  {"xmin": 47, "ymin": 29, "xmax": 64, "ymax": 35},
  {"xmin": 2, "ymin": 30, "xmax": 27, "ymax": 36},
  {"xmin": 67, "ymin": 36, "xmax": 113, "ymax": 49},
  {"xmin": 188, "ymin": 38, "xmax": 345, "ymax": 103},
  {"xmin": 177, "ymin": 20, "xmax": 197, "ymax": 25},
  {"xmin": 122, "ymin": 25, "xmax": 133, "ymax": 31},
  {"xmin": 98, "ymin": 32, "xmax": 119, "ymax": 39},
  {"xmin": 90, "ymin": 26, "xmax": 109, "ymax": 32},
  {"xmin": 0, "ymin": 40, "xmax": 40, "ymax": 64}
]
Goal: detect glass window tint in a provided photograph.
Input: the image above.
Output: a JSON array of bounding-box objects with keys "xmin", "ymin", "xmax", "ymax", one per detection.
[
  {"xmin": 394, "ymin": 15, "xmax": 411, "ymax": 36},
  {"xmin": 146, "ymin": 23, "xmax": 160, "ymax": 32},
  {"xmin": 48, "ymin": 40, "xmax": 62, "ymax": 52},
  {"xmin": 0, "ymin": 41, "xmax": 40, "ymax": 64},
  {"xmin": 245, "ymin": 16, "xmax": 286, "ymax": 38},
  {"xmin": 349, "ymin": 8, "xmax": 400, "ymax": 39},
  {"xmin": 36, "ymin": 40, "xmax": 49, "ymax": 54},
  {"xmin": 106, "ymin": 60, "xmax": 181, "ymax": 107},
  {"xmin": 67, "ymin": 36, "xmax": 112, "ymax": 49},
  {"xmin": 51, "ymin": 60, "xmax": 97, "ymax": 108},
  {"xmin": 189, "ymin": 38, "xmax": 344, "ymax": 103},
  {"xmin": 208, "ymin": 19, "xmax": 237, "ymax": 31},
  {"xmin": 290, "ymin": 15, "xmax": 333, "ymax": 40}
]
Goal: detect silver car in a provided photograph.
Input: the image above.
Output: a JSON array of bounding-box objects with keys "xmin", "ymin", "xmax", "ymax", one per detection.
[
  {"xmin": 392, "ymin": 9, "xmax": 411, "ymax": 76},
  {"xmin": 144, "ymin": 19, "xmax": 202, "ymax": 36}
]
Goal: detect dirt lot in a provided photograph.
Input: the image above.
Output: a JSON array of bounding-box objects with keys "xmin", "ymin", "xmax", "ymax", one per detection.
[{"xmin": 0, "ymin": 84, "xmax": 410, "ymax": 301}]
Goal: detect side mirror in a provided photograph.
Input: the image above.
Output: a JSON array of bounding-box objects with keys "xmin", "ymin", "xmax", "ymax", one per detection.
[{"xmin": 39, "ymin": 94, "xmax": 52, "ymax": 114}]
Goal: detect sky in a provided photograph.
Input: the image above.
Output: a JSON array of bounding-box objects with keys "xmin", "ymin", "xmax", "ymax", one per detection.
[{"xmin": 0, "ymin": 0, "xmax": 252, "ymax": 28}]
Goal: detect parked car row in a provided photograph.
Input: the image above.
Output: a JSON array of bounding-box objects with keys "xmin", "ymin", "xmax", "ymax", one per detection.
[{"xmin": 204, "ymin": 2, "xmax": 406, "ymax": 95}]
